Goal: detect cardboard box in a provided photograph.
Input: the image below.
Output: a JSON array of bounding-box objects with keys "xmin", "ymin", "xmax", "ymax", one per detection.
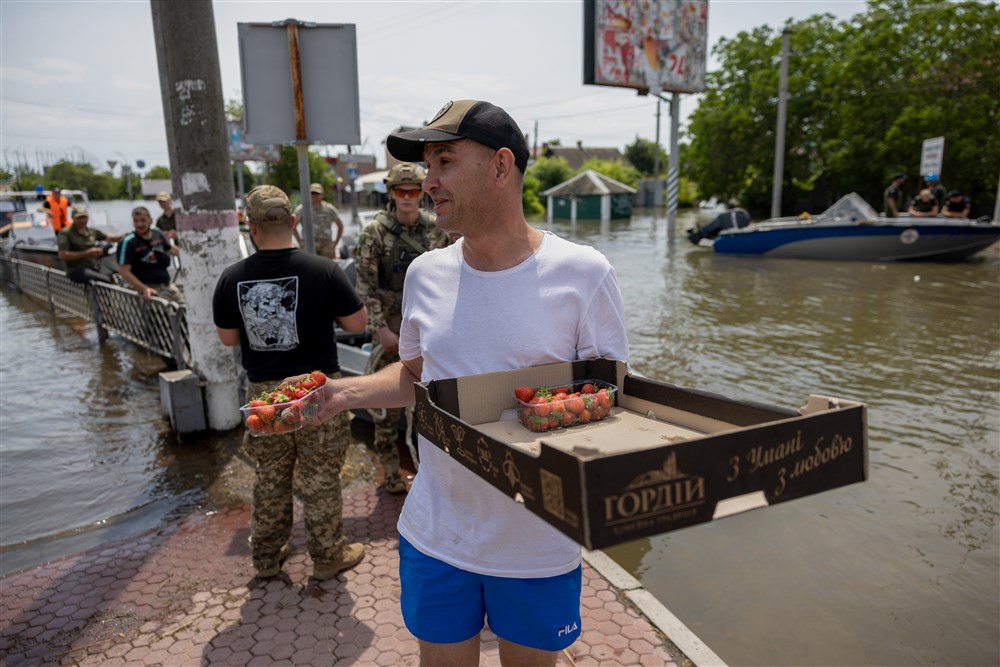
[{"xmin": 413, "ymin": 358, "xmax": 868, "ymax": 550}]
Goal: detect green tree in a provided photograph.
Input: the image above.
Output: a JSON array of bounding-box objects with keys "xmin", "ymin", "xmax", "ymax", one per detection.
[
  {"xmin": 270, "ymin": 146, "xmax": 331, "ymax": 202},
  {"xmin": 685, "ymin": 0, "xmax": 1000, "ymax": 216},
  {"xmin": 522, "ymin": 171, "xmax": 545, "ymax": 218},
  {"xmin": 578, "ymin": 158, "xmax": 642, "ymax": 190},
  {"xmin": 525, "ymin": 156, "xmax": 574, "ymax": 194},
  {"xmin": 145, "ymin": 165, "xmax": 171, "ymax": 179},
  {"xmin": 624, "ymin": 137, "xmax": 668, "ymax": 177},
  {"xmin": 44, "ymin": 160, "xmax": 122, "ymax": 200}
]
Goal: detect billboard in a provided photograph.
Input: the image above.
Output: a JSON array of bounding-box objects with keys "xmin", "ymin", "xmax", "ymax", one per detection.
[
  {"xmin": 584, "ymin": 0, "xmax": 709, "ymax": 95},
  {"xmin": 227, "ymin": 121, "xmax": 281, "ymax": 163}
]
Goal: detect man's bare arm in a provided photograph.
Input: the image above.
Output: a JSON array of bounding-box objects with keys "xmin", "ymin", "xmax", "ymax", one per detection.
[{"xmin": 303, "ymin": 357, "xmax": 422, "ymax": 424}]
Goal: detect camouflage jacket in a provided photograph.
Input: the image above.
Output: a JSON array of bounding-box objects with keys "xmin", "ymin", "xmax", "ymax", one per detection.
[{"xmin": 354, "ymin": 208, "xmax": 450, "ymax": 333}]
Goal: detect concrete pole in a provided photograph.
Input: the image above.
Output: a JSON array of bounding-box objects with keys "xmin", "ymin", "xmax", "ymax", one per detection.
[
  {"xmin": 653, "ymin": 98, "xmax": 661, "ymax": 207},
  {"xmin": 666, "ymin": 92, "xmax": 681, "ymax": 242},
  {"xmin": 151, "ymin": 0, "xmax": 243, "ymax": 431},
  {"xmin": 772, "ymin": 29, "xmax": 790, "ymax": 219}
]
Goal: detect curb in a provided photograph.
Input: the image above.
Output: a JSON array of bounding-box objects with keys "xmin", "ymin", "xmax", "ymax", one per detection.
[{"xmin": 583, "ymin": 548, "xmax": 728, "ymax": 667}]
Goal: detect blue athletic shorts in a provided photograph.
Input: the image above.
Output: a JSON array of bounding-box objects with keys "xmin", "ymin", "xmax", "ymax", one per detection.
[{"xmin": 398, "ymin": 535, "xmax": 582, "ymax": 651}]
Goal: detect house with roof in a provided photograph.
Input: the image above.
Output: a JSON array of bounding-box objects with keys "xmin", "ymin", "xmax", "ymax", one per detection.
[{"xmin": 540, "ymin": 169, "xmax": 637, "ymax": 222}]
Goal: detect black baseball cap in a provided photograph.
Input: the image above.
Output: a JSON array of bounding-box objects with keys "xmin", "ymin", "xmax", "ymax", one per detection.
[
  {"xmin": 946, "ymin": 190, "xmax": 962, "ymax": 198},
  {"xmin": 387, "ymin": 100, "xmax": 530, "ymax": 172},
  {"xmin": 893, "ymin": 172, "xmax": 906, "ymax": 180}
]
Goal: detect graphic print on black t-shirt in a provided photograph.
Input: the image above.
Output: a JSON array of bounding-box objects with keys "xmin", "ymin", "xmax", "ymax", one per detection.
[{"xmin": 238, "ymin": 277, "xmax": 300, "ymax": 351}]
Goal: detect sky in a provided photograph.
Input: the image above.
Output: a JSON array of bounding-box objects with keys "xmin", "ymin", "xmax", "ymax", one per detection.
[{"xmin": 1, "ymin": 0, "xmax": 868, "ymax": 175}]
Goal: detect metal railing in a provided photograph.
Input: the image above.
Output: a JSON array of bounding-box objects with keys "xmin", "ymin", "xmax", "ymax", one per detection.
[{"xmin": 1, "ymin": 257, "xmax": 190, "ymax": 368}]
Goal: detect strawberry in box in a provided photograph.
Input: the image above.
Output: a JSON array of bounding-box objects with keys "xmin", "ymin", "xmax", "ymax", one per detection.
[
  {"xmin": 513, "ymin": 379, "xmax": 617, "ymax": 432},
  {"xmin": 240, "ymin": 370, "xmax": 327, "ymax": 436}
]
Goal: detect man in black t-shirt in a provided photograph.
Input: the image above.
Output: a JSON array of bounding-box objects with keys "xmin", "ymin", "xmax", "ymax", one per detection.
[
  {"xmin": 117, "ymin": 206, "xmax": 182, "ymax": 303},
  {"xmin": 941, "ymin": 190, "xmax": 971, "ymax": 218},
  {"xmin": 212, "ymin": 185, "xmax": 368, "ymax": 582}
]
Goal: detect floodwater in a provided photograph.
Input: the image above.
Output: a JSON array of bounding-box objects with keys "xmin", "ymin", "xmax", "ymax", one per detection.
[{"xmin": 1, "ymin": 205, "xmax": 997, "ymax": 667}]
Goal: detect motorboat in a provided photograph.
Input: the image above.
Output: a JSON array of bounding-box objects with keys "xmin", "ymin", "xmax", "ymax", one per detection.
[
  {"xmin": 1, "ymin": 190, "xmax": 117, "ymax": 272},
  {"xmin": 701, "ymin": 193, "xmax": 1000, "ymax": 262}
]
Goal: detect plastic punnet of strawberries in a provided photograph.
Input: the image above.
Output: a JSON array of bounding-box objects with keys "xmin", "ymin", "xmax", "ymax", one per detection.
[
  {"xmin": 513, "ymin": 379, "xmax": 617, "ymax": 433},
  {"xmin": 240, "ymin": 370, "xmax": 328, "ymax": 436}
]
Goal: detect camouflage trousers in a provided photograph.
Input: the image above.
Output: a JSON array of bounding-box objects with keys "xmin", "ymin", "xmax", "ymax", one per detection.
[
  {"xmin": 243, "ymin": 375, "xmax": 350, "ymax": 571},
  {"xmin": 369, "ymin": 347, "xmax": 402, "ymax": 474}
]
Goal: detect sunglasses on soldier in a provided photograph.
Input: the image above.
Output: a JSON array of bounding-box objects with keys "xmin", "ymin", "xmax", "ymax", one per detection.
[{"xmin": 392, "ymin": 188, "xmax": 422, "ymax": 199}]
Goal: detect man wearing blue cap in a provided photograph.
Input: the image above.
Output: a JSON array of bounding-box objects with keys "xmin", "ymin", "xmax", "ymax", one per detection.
[{"xmin": 306, "ymin": 100, "xmax": 629, "ymax": 666}]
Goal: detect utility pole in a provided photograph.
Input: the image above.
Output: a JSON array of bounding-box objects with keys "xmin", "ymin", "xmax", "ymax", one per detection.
[
  {"xmin": 772, "ymin": 29, "xmax": 790, "ymax": 219},
  {"xmin": 653, "ymin": 98, "xmax": 661, "ymax": 207},
  {"xmin": 151, "ymin": 0, "xmax": 243, "ymax": 431}
]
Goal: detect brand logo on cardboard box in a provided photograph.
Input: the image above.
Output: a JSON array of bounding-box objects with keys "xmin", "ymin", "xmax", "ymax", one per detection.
[{"xmin": 603, "ymin": 452, "xmax": 707, "ymax": 533}]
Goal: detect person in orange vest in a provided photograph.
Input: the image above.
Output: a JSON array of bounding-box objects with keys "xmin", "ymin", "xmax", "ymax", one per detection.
[{"xmin": 39, "ymin": 186, "xmax": 71, "ymax": 234}]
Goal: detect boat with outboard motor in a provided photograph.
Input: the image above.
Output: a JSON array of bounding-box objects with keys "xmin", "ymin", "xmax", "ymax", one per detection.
[
  {"xmin": 693, "ymin": 193, "xmax": 1000, "ymax": 261},
  {"xmin": 1, "ymin": 190, "xmax": 117, "ymax": 271}
]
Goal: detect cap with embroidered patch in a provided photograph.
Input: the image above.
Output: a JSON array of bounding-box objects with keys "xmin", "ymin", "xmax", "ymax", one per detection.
[
  {"xmin": 246, "ymin": 185, "xmax": 291, "ymax": 222},
  {"xmin": 387, "ymin": 100, "xmax": 529, "ymax": 172}
]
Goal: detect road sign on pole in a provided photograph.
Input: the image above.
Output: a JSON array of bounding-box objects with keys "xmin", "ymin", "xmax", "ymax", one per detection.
[{"xmin": 920, "ymin": 136, "xmax": 945, "ymax": 177}]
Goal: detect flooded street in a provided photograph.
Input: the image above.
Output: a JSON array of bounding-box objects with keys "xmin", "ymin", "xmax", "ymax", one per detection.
[{"xmin": 1, "ymin": 206, "xmax": 997, "ymax": 666}]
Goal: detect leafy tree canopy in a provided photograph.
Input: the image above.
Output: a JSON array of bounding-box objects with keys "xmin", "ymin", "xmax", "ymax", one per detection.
[
  {"xmin": 685, "ymin": 0, "xmax": 1000, "ymax": 216},
  {"xmin": 270, "ymin": 146, "xmax": 333, "ymax": 203},
  {"xmin": 624, "ymin": 137, "xmax": 669, "ymax": 177},
  {"xmin": 525, "ymin": 156, "xmax": 574, "ymax": 194},
  {"xmin": 579, "ymin": 158, "xmax": 642, "ymax": 189},
  {"xmin": 145, "ymin": 165, "xmax": 171, "ymax": 180},
  {"xmin": 45, "ymin": 160, "xmax": 122, "ymax": 200}
]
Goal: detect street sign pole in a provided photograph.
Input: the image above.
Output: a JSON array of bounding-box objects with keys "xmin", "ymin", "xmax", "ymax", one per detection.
[{"xmin": 287, "ymin": 23, "xmax": 315, "ymax": 255}]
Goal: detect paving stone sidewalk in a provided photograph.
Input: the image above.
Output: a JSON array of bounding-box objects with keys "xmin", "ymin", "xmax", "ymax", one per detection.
[{"xmin": 0, "ymin": 484, "xmax": 689, "ymax": 666}]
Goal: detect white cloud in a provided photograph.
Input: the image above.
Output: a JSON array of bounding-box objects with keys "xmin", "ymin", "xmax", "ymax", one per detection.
[{"xmin": 111, "ymin": 75, "xmax": 151, "ymax": 93}]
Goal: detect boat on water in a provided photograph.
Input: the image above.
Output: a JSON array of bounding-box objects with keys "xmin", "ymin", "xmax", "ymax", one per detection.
[
  {"xmin": 693, "ymin": 193, "xmax": 1000, "ymax": 262},
  {"xmin": 0, "ymin": 190, "xmax": 116, "ymax": 271}
]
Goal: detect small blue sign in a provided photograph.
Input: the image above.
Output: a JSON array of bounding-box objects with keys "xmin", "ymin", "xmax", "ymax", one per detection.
[{"xmin": 347, "ymin": 167, "xmax": 359, "ymax": 181}]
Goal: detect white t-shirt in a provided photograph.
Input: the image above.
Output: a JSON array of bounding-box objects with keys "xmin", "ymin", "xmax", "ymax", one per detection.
[{"xmin": 397, "ymin": 231, "xmax": 629, "ymax": 578}]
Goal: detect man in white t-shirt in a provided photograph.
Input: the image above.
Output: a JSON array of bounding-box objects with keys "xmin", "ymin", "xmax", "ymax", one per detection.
[{"xmin": 307, "ymin": 99, "xmax": 629, "ymax": 666}]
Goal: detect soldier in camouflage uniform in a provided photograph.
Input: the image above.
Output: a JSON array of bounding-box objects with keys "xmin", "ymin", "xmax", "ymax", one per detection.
[
  {"xmin": 354, "ymin": 163, "xmax": 452, "ymax": 493},
  {"xmin": 212, "ymin": 185, "xmax": 369, "ymax": 580},
  {"xmin": 293, "ymin": 182, "xmax": 344, "ymax": 258}
]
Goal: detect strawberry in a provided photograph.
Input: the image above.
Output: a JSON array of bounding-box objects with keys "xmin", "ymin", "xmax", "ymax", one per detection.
[
  {"xmin": 529, "ymin": 396, "xmax": 551, "ymax": 417},
  {"xmin": 246, "ymin": 414, "xmax": 264, "ymax": 433},
  {"xmin": 514, "ymin": 386, "xmax": 535, "ymax": 403},
  {"xmin": 581, "ymin": 383, "xmax": 596, "ymax": 395},
  {"xmin": 310, "ymin": 371, "xmax": 327, "ymax": 387},
  {"xmin": 255, "ymin": 404, "xmax": 276, "ymax": 424}
]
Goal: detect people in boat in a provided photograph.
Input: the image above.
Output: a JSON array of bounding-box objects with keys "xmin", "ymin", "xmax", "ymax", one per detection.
[
  {"xmin": 154, "ymin": 191, "xmax": 177, "ymax": 241},
  {"xmin": 686, "ymin": 198, "xmax": 750, "ymax": 244},
  {"xmin": 908, "ymin": 189, "xmax": 940, "ymax": 217},
  {"xmin": 292, "ymin": 182, "xmax": 343, "ymax": 259},
  {"xmin": 116, "ymin": 206, "xmax": 183, "ymax": 303},
  {"xmin": 924, "ymin": 173, "xmax": 946, "ymax": 208},
  {"xmin": 883, "ymin": 172, "xmax": 906, "ymax": 218},
  {"xmin": 305, "ymin": 99, "xmax": 630, "ymax": 666},
  {"xmin": 353, "ymin": 162, "xmax": 453, "ymax": 494},
  {"xmin": 212, "ymin": 184, "xmax": 368, "ymax": 582},
  {"xmin": 57, "ymin": 207, "xmax": 121, "ymax": 284},
  {"xmin": 38, "ymin": 186, "xmax": 71, "ymax": 235},
  {"xmin": 941, "ymin": 190, "xmax": 971, "ymax": 219}
]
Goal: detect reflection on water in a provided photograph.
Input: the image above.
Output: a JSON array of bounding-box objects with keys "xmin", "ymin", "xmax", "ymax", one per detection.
[
  {"xmin": 1, "ymin": 206, "xmax": 997, "ymax": 666},
  {"xmin": 0, "ymin": 288, "xmax": 242, "ymax": 576}
]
